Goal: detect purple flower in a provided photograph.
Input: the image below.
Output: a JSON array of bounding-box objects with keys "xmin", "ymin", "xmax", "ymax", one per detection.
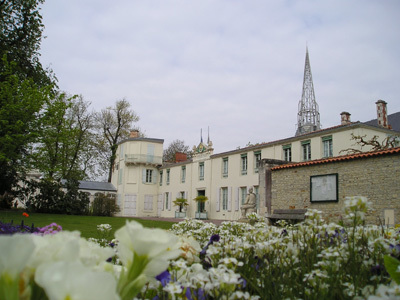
[
  {"xmin": 185, "ymin": 287, "xmax": 205, "ymax": 300},
  {"xmin": 155, "ymin": 270, "xmax": 171, "ymax": 287}
]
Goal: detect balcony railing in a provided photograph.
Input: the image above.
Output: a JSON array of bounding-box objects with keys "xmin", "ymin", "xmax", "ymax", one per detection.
[{"xmin": 124, "ymin": 154, "xmax": 162, "ymax": 165}]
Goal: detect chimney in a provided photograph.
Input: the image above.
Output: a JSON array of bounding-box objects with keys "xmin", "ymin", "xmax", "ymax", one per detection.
[
  {"xmin": 129, "ymin": 130, "xmax": 139, "ymax": 138},
  {"xmin": 376, "ymin": 100, "xmax": 389, "ymax": 129},
  {"xmin": 175, "ymin": 152, "xmax": 187, "ymax": 163},
  {"xmin": 340, "ymin": 111, "xmax": 351, "ymax": 125}
]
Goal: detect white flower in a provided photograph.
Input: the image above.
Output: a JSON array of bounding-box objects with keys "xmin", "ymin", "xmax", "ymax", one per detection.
[
  {"xmin": 115, "ymin": 220, "xmax": 181, "ymax": 271},
  {"xmin": 35, "ymin": 261, "xmax": 119, "ymax": 300},
  {"xmin": 29, "ymin": 231, "xmax": 81, "ymax": 269},
  {"xmin": 0, "ymin": 234, "xmax": 35, "ymax": 279}
]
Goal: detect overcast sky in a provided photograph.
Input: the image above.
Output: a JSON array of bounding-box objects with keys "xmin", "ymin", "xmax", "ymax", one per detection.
[{"xmin": 39, "ymin": 0, "xmax": 400, "ymax": 154}]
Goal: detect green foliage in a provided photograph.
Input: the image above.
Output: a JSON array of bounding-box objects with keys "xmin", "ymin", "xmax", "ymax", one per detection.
[
  {"xmin": 24, "ymin": 178, "xmax": 89, "ymax": 215},
  {"xmin": 90, "ymin": 193, "xmax": 120, "ymax": 217},
  {"xmin": 0, "ymin": 58, "xmax": 51, "ymax": 197},
  {"xmin": 0, "ymin": 0, "xmax": 52, "ymax": 87},
  {"xmin": 384, "ymin": 255, "xmax": 400, "ymax": 285},
  {"xmin": 193, "ymin": 195, "xmax": 208, "ymax": 202},
  {"xmin": 173, "ymin": 198, "xmax": 188, "ymax": 212},
  {"xmin": 31, "ymin": 93, "xmax": 96, "ymax": 181}
]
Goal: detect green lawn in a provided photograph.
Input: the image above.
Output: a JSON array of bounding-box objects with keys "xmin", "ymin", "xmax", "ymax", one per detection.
[{"xmin": 0, "ymin": 210, "xmax": 178, "ymax": 239}]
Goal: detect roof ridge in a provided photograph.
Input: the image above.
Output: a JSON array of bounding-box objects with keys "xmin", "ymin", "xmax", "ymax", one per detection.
[{"xmin": 272, "ymin": 146, "xmax": 400, "ymax": 170}]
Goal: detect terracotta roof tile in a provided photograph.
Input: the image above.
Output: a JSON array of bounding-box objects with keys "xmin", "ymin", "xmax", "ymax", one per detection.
[{"xmin": 271, "ymin": 147, "xmax": 400, "ymax": 170}]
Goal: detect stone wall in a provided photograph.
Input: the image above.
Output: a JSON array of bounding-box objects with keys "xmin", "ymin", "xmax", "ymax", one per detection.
[{"xmin": 270, "ymin": 152, "xmax": 400, "ymax": 225}]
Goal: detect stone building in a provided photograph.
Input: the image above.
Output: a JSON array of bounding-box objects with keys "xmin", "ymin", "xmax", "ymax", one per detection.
[
  {"xmin": 111, "ymin": 49, "xmax": 400, "ymax": 222},
  {"xmin": 264, "ymin": 147, "xmax": 400, "ymax": 225}
]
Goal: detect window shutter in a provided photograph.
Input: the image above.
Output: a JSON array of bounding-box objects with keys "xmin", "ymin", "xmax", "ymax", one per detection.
[
  {"xmin": 216, "ymin": 188, "xmax": 220, "ymax": 212},
  {"xmin": 227, "ymin": 187, "xmax": 232, "ymax": 211},
  {"xmin": 152, "ymin": 170, "xmax": 157, "ymax": 184},
  {"xmin": 159, "ymin": 194, "xmax": 164, "ymax": 211},
  {"xmin": 235, "ymin": 188, "xmax": 240, "ymax": 211},
  {"xmin": 142, "ymin": 169, "xmax": 146, "ymax": 183}
]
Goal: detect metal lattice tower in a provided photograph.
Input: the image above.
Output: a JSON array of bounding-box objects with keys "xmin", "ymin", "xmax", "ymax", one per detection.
[{"xmin": 295, "ymin": 47, "xmax": 321, "ymax": 136}]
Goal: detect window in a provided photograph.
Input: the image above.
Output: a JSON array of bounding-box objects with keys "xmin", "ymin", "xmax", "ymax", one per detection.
[
  {"xmin": 165, "ymin": 192, "xmax": 169, "ymax": 210},
  {"xmin": 199, "ymin": 162, "xmax": 204, "ymax": 181},
  {"xmin": 145, "ymin": 169, "xmax": 153, "ymax": 183},
  {"xmin": 181, "ymin": 166, "xmax": 186, "ymax": 183},
  {"xmin": 241, "ymin": 154, "xmax": 248, "ymax": 175},
  {"xmin": 254, "ymin": 151, "xmax": 261, "ymax": 173},
  {"xmin": 144, "ymin": 195, "xmax": 153, "ymax": 210},
  {"xmin": 302, "ymin": 141, "xmax": 311, "ymax": 161},
  {"xmin": 142, "ymin": 169, "xmax": 157, "ymax": 184},
  {"xmin": 166, "ymin": 169, "xmax": 170, "ymax": 185},
  {"xmin": 240, "ymin": 187, "xmax": 247, "ymax": 204},
  {"xmin": 322, "ymin": 136, "xmax": 333, "ymax": 158},
  {"xmin": 222, "ymin": 157, "xmax": 228, "ymax": 178},
  {"xmin": 221, "ymin": 187, "xmax": 228, "ymax": 210},
  {"xmin": 159, "ymin": 171, "xmax": 163, "ymax": 186},
  {"xmin": 283, "ymin": 145, "xmax": 292, "ymax": 162}
]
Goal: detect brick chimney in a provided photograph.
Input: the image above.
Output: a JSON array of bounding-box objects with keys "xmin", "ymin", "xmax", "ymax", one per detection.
[
  {"xmin": 129, "ymin": 130, "xmax": 139, "ymax": 138},
  {"xmin": 340, "ymin": 111, "xmax": 351, "ymax": 125},
  {"xmin": 376, "ymin": 100, "xmax": 389, "ymax": 129},
  {"xmin": 175, "ymin": 152, "xmax": 187, "ymax": 163}
]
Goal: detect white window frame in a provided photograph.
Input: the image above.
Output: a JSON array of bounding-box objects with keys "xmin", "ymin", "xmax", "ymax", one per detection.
[
  {"xmin": 283, "ymin": 145, "xmax": 292, "ymax": 162},
  {"xmin": 166, "ymin": 169, "xmax": 170, "ymax": 185},
  {"xmin": 241, "ymin": 154, "xmax": 248, "ymax": 175},
  {"xmin": 302, "ymin": 141, "xmax": 311, "ymax": 161},
  {"xmin": 222, "ymin": 187, "xmax": 228, "ymax": 210},
  {"xmin": 240, "ymin": 187, "xmax": 247, "ymax": 204},
  {"xmin": 323, "ymin": 137, "xmax": 333, "ymax": 158},
  {"xmin": 181, "ymin": 166, "xmax": 186, "ymax": 183},
  {"xmin": 199, "ymin": 162, "xmax": 204, "ymax": 181},
  {"xmin": 222, "ymin": 157, "xmax": 229, "ymax": 178}
]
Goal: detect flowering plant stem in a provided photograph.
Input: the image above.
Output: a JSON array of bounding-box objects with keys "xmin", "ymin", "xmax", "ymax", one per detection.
[
  {"xmin": 0, "ymin": 275, "xmax": 19, "ymax": 300},
  {"xmin": 117, "ymin": 252, "xmax": 149, "ymax": 300}
]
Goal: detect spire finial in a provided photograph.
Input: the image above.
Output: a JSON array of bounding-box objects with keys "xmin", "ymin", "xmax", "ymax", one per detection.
[
  {"xmin": 295, "ymin": 46, "xmax": 321, "ymax": 136},
  {"xmin": 200, "ymin": 128, "xmax": 203, "ymax": 143}
]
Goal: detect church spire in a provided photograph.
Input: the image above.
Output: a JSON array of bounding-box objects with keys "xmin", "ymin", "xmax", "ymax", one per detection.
[{"xmin": 295, "ymin": 47, "xmax": 321, "ymax": 136}]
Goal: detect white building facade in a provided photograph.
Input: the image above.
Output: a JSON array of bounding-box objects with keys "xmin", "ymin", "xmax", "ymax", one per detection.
[{"xmin": 111, "ymin": 104, "xmax": 399, "ymax": 221}]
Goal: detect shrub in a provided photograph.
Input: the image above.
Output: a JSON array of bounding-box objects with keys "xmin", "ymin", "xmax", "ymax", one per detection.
[{"xmin": 90, "ymin": 193, "xmax": 120, "ymax": 216}]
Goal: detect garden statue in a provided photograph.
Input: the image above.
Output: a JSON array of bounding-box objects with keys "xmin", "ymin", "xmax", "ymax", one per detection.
[{"xmin": 240, "ymin": 187, "xmax": 257, "ymax": 218}]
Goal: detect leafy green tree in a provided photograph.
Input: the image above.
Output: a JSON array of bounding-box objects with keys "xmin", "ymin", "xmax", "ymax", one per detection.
[
  {"xmin": 0, "ymin": 0, "xmax": 54, "ymax": 201},
  {"xmin": 95, "ymin": 99, "xmax": 139, "ymax": 182},
  {"xmin": 0, "ymin": 0, "xmax": 52, "ymax": 87},
  {"xmin": 0, "ymin": 59, "xmax": 51, "ymax": 200},
  {"xmin": 32, "ymin": 92, "xmax": 97, "ymax": 181}
]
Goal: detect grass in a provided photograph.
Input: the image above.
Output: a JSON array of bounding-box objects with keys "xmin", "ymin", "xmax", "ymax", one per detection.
[{"xmin": 0, "ymin": 209, "xmax": 178, "ymax": 239}]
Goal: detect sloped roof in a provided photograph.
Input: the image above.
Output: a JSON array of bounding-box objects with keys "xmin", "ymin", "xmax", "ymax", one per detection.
[
  {"xmin": 363, "ymin": 112, "xmax": 400, "ymax": 132},
  {"xmin": 78, "ymin": 181, "xmax": 117, "ymax": 192},
  {"xmin": 271, "ymin": 147, "xmax": 400, "ymax": 170}
]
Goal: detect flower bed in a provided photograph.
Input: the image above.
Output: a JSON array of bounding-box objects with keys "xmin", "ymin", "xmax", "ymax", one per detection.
[{"xmin": 1, "ymin": 196, "xmax": 400, "ymax": 299}]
